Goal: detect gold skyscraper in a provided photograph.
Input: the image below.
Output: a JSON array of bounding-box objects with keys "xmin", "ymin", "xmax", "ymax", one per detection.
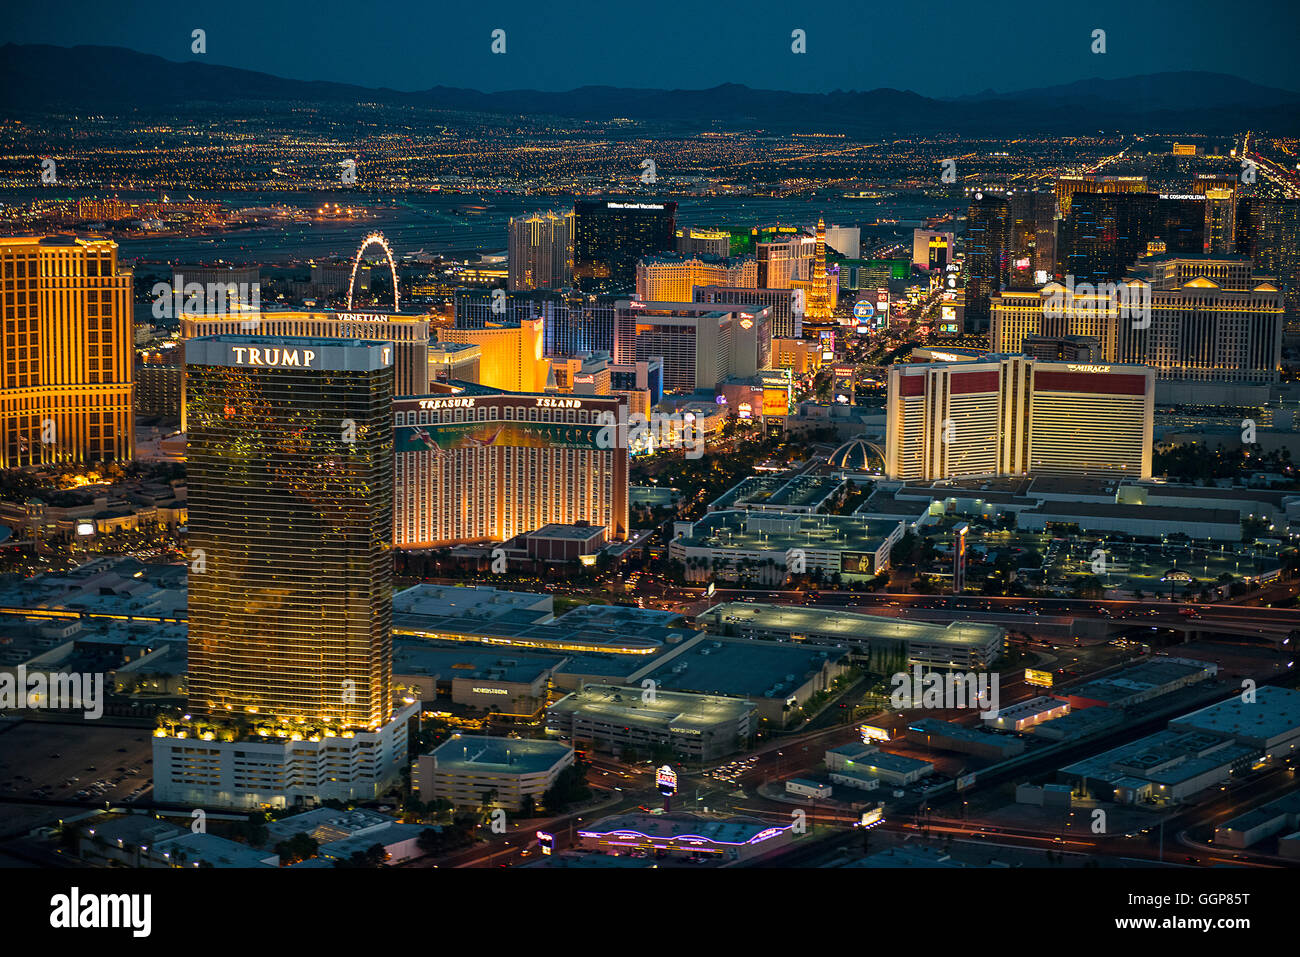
[{"xmin": 0, "ymin": 235, "xmax": 134, "ymax": 469}]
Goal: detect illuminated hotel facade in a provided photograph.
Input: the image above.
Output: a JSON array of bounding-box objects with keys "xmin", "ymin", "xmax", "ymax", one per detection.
[
  {"xmin": 753, "ymin": 226, "xmax": 815, "ymax": 288},
  {"xmin": 437, "ymin": 318, "xmax": 549, "ymax": 393},
  {"xmin": 393, "ymin": 386, "xmax": 628, "ymax": 548},
  {"xmin": 156, "ymin": 334, "xmax": 414, "ymax": 808},
  {"xmin": 613, "ymin": 300, "xmax": 772, "ymax": 393},
  {"xmin": 183, "ymin": 335, "xmax": 396, "ymax": 727},
  {"xmin": 989, "ymin": 256, "xmax": 1284, "ymax": 384},
  {"xmin": 1054, "ymin": 174, "xmax": 1149, "ymax": 218},
  {"xmin": 885, "ymin": 356, "xmax": 1153, "ymax": 481},
  {"xmin": 635, "ymin": 253, "xmax": 757, "ymax": 302},
  {"xmin": 152, "ymin": 335, "xmax": 416, "ymax": 806},
  {"xmin": 572, "ymin": 199, "xmax": 677, "ymax": 294},
  {"xmin": 693, "ymin": 285, "xmax": 802, "ymax": 340},
  {"xmin": 0, "ymin": 236, "xmax": 134, "ymax": 469},
  {"xmin": 181, "ymin": 309, "xmax": 433, "ymax": 400},
  {"xmin": 507, "ymin": 209, "xmax": 573, "ymax": 291},
  {"xmin": 675, "ymin": 227, "xmax": 732, "ymax": 258}
]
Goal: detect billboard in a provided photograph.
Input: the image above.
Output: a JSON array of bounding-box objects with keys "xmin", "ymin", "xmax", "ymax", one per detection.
[
  {"xmin": 1025, "ymin": 668, "xmax": 1054, "ymax": 688},
  {"xmin": 841, "ymin": 551, "xmax": 875, "ymax": 575},
  {"xmin": 832, "ymin": 364, "xmax": 854, "ymax": 405},
  {"xmin": 656, "ymin": 765, "xmax": 678, "ymax": 796},
  {"xmin": 875, "ymin": 288, "xmax": 890, "ymax": 330},
  {"xmin": 860, "ymin": 724, "xmax": 891, "ymax": 744},
  {"xmin": 396, "ymin": 419, "xmax": 603, "ymax": 453},
  {"xmin": 762, "ymin": 387, "xmax": 790, "ymax": 417},
  {"xmin": 819, "ymin": 329, "xmax": 835, "ymax": 360}
]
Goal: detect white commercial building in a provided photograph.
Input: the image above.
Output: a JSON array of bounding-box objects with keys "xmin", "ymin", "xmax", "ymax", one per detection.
[
  {"xmin": 417, "ymin": 734, "xmax": 573, "ymax": 811},
  {"xmin": 151, "ymin": 701, "xmax": 418, "ymax": 810}
]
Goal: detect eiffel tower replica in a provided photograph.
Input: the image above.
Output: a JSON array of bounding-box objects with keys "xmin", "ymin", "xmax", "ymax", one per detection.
[{"xmin": 802, "ymin": 216, "xmax": 834, "ymax": 322}]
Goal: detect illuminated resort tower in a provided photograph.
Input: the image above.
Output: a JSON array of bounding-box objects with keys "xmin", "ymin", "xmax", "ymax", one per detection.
[
  {"xmin": 0, "ymin": 236, "xmax": 134, "ymax": 469},
  {"xmin": 154, "ymin": 334, "xmax": 416, "ymax": 809}
]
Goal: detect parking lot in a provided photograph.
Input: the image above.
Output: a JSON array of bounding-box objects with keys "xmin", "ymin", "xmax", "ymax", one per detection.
[{"xmin": 0, "ymin": 720, "xmax": 155, "ymax": 809}]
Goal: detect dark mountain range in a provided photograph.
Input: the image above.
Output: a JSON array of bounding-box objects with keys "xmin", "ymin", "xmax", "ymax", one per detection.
[{"xmin": 2, "ymin": 43, "xmax": 1297, "ymax": 134}]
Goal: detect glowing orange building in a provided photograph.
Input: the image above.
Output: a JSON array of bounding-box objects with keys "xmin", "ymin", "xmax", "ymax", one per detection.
[
  {"xmin": 0, "ymin": 236, "xmax": 134, "ymax": 469},
  {"xmin": 437, "ymin": 318, "xmax": 550, "ymax": 393}
]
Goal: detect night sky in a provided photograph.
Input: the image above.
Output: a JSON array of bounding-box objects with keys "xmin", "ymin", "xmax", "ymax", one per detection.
[{"xmin": 2, "ymin": 0, "xmax": 1297, "ymax": 97}]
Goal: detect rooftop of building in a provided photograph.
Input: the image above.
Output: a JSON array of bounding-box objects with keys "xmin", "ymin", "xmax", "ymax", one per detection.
[
  {"xmin": 987, "ymin": 695, "xmax": 1068, "ymax": 718},
  {"xmin": 1217, "ymin": 790, "xmax": 1300, "ymax": 833},
  {"xmin": 429, "ymin": 734, "xmax": 573, "ymax": 775},
  {"xmin": 1021, "ymin": 500, "xmax": 1241, "ymax": 525},
  {"xmin": 677, "ymin": 509, "xmax": 901, "ymax": 555},
  {"xmin": 1136, "ymin": 483, "xmax": 1299, "ymax": 507},
  {"xmin": 1025, "ymin": 706, "xmax": 1124, "ymax": 738},
  {"xmin": 526, "ymin": 523, "xmax": 607, "ymax": 541},
  {"xmin": 835, "ymin": 749, "xmax": 934, "ymax": 775},
  {"xmin": 1060, "ymin": 729, "xmax": 1259, "ymax": 787},
  {"xmin": 1061, "ymin": 657, "xmax": 1215, "ymax": 704},
  {"xmin": 638, "ymin": 636, "xmax": 845, "ymax": 700},
  {"xmin": 548, "ymin": 683, "xmax": 754, "ymax": 732},
  {"xmin": 710, "ymin": 474, "xmax": 846, "ymax": 511},
  {"xmin": 698, "ymin": 602, "xmax": 1004, "ymax": 649},
  {"xmin": 264, "ymin": 807, "xmax": 402, "ymax": 844},
  {"xmin": 639, "ymin": 252, "xmax": 755, "ymax": 267},
  {"xmin": 392, "ymin": 640, "xmax": 564, "ymax": 683},
  {"xmin": 82, "ymin": 814, "xmax": 185, "ymax": 848},
  {"xmin": 394, "ymin": 606, "xmax": 693, "ymax": 657},
  {"xmin": 314, "ymin": 822, "xmax": 429, "ymax": 861},
  {"xmin": 153, "ymin": 831, "xmax": 275, "ymax": 868},
  {"xmin": 907, "ymin": 718, "xmax": 1017, "ymax": 746},
  {"xmin": 392, "ymin": 583, "xmax": 552, "ymax": 622},
  {"xmin": 1169, "ymin": 686, "xmax": 1300, "ymax": 741}
]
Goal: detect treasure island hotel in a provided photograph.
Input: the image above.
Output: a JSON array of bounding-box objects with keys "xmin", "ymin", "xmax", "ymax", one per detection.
[
  {"xmin": 154, "ymin": 335, "xmax": 418, "ymax": 809},
  {"xmin": 393, "ymin": 387, "xmax": 629, "ymax": 548},
  {"xmin": 0, "ymin": 236, "xmax": 134, "ymax": 469}
]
